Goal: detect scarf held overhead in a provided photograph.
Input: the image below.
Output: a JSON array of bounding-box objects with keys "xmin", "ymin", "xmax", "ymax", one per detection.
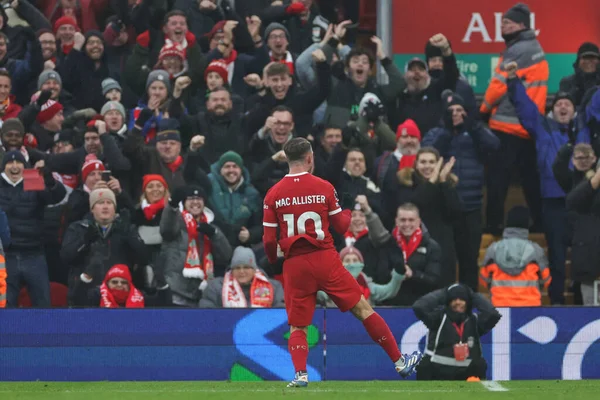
[
  {"xmin": 182, "ymin": 210, "xmax": 214, "ymax": 280},
  {"xmin": 222, "ymin": 270, "xmax": 274, "ymax": 308},
  {"xmin": 392, "ymin": 226, "xmax": 423, "ymax": 261}
]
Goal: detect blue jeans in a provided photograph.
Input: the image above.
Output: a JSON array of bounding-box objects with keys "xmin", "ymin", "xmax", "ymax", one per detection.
[
  {"xmin": 542, "ymin": 198, "xmax": 567, "ymax": 305},
  {"xmin": 5, "ymin": 251, "xmax": 51, "ymax": 307}
]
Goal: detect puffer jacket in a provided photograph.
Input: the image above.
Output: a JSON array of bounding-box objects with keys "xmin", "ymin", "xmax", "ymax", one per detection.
[
  {"xmin": 566, "ymin": 178, "xmax": 600, "ymax": 282},
  {"xmin": 507, "ymin": 77, "xmax": 590, "ymax": 198},
  {"xmin": 422, "ymin": 121, "xmax": 500, "ymax": 211},
  {"xmin": 207, "ymin": 161, "xmax": 263, "ymax": 246},
  {"xmin": 480, "ymin": 30, "xmax": 549, "ymax": 138},
  {"xmin": 0, "ymin": 173, "xmax": 66, "ymax": 252},
  {"xmin": 159, "ymin": 204, "xmax": 232, "ymax": 307}
]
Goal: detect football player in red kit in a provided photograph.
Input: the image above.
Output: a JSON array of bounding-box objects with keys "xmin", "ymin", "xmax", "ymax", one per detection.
[{"xmin": 263, "ymin": 138, "xmax": 422, "ymax": 387}]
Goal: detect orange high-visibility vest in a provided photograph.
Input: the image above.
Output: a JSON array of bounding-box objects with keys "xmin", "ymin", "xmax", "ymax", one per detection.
[
  {"xmin": 480, "ymin": 31, "xmax": 549, "ymax": 139},
  {"xmin": 479, "ymin": 262, "xmax": 551, "ymax": 307}
]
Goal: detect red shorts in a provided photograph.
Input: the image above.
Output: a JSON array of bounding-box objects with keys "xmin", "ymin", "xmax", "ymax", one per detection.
[{"xmin": 283, "ymin": 249, "xmax": 362, "ymax": 327}]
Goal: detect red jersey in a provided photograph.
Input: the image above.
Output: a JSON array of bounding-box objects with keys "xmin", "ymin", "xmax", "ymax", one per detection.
[{"xmin": 263, "ymin": 172, "xmax": 351, "ymax": 263}]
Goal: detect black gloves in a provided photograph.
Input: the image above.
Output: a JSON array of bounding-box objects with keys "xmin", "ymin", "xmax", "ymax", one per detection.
[
  {"xmin": 40, "ymin": 166, "xmax": 55, "ymax": 187},
  {"xmin": 197, "ymin": 223, "xmax": 216, "ymax": 238},
  {"xmin": 340, "ymin": 193, "xmax": 354, "ymax": 210},
  {"xmin": 36, "ymin": 90, "xmax": 52, "ymax": 108},
  {"xmin": 364, "ymin": 101, "xmax": 385, "ymax": 124},
  {"xmin": 135, "ymin": 108, "xmax": 153, "ymax": 128},
  {"xmin": 169, "ymin": 186, "xmax": 186, "ymax": 208}
]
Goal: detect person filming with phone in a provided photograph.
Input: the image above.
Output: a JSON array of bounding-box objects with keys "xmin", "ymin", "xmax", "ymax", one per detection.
[{"xmin": 0, "ymin": 153, "xmax": 66, "ymax": 307}]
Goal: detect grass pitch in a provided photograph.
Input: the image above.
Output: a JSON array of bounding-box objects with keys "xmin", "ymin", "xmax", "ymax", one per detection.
[{"xmin": 0, "ymin": 380, "xmax": 597, "ymax": 400}]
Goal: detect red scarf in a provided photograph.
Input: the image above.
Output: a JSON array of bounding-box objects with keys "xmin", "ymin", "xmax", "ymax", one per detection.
[
  {"xmin": 142, "ymin": 198, "xmax": 166, "ymax": 220},
  {"xmin": 62, "ymin": 43, "xmax": 74, "ymax": 55},
  {"xmin": 222, "ymin": 270, "xmax": 274, "ymax": 308},
  {"xmin": 99, "ymin": 265, "xmax": 145, "ymax": 308},
  {"xmin": 223, "ymin": 49, "xmax": 238, "ymax": 65},
  {"xmin": 270, "ymin": 51, "xmax": 295, "ymax": 75},
  {"xmin": 357, "ymin": 273, "xmax": 371, "ymax": 300},
  {"xmin": 398, "ymin": 154, "xmax": 416, "ymax": 170},
  {"xmin": 344, "ymin": 228, "xmax": 368, "ymax": 247},
  {"xmin": 392, "ymin": 227, "xmax": 423, "ymax": 261},
  {"xmin": 166, "ymin": 155, "xmax": 183, "ymax": 173},
  {"xmin": 182, "ymin": 211, "xmax": 214, "ymax": 280}
]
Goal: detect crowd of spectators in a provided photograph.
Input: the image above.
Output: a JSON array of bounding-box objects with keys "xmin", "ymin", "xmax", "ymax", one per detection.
[{"xmin": 0, "ymin": 0, "xmax": 598, "ymax": 309}]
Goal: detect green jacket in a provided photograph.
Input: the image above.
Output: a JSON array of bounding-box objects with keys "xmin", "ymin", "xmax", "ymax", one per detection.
[{"xmin": 207, "ymin": 161, "xmax": 263, "ymax": 246}]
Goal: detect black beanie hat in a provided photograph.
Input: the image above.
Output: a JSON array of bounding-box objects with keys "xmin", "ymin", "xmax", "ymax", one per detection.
[
  {"xmin": 503, "ymin": 3, "xmax": 531, "ymax": 29},
  {"xmin": 446, "ymin": 284, "xmax": 471, "ymax": 304},
  {"xmin": 443, "ymin": 91, "xmax": 465, "ymax": 109},
  {"xmin": 506, "ymin": 206, "xmax": 530, "ymax": 229},
  {"xmin": 183, "ymin": 185, "xmax": 206, "ymax": 201},
  {"xmin": 552, "ymin": 92, "xmax": 575, "ymax": 109}
]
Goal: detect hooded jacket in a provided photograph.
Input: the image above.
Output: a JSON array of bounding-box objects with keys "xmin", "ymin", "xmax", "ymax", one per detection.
[
  {"xmin": 480, "ymin": 227, "xmax": 551, "ymax": 307},
  {"xmin": 507, "ymin": 77, "xmax": 590, "ymax": 198},
  {"xmin": 61, "ymin": 32, "xmax": 114, "ymax": 112}
]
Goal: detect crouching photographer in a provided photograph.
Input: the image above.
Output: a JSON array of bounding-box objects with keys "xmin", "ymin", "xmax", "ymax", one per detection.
[{"xmin": 413, "ymin": 283, "xmax": 501, "ymax": 381}]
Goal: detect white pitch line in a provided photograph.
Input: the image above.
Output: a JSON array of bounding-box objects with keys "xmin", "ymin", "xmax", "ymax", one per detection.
[
  {"xmin": 0, "ymin": 388, "xmax": 464, "ymax": 394},
  {"xmin": 481, "ymin": 381, "xmax": 509, "ymax": 392}
]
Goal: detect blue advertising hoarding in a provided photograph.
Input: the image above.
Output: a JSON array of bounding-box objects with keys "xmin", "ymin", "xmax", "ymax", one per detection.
[{"xmin": 0, "ymin": 307, "xmax": 599, "ymax": 381}]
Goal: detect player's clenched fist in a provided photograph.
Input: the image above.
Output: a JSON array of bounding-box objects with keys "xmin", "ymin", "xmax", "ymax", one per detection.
[{"xmin": 272, "ymin": 150, "xmax": 287, "ymax": 163}]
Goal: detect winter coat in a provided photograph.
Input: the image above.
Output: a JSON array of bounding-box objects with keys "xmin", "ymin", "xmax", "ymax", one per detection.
[
  {"xmin": 63, "ymin": 186, "xmax": 133, "ymax": 232},
  {"xmin": 507, "ymin": 77, "xmax": 590, "ymax": 198},
  {"xmin": 199, "ymin": 274, "xmax": 285, "ymax": 308},
  {"xmin": 366, "ymin": 210, "xmax": 442, "ymax": 306},
  {"xmin": 397, "ymin": 170, "xmax": 462, "ymax": 287},
  {"xmin": 207, "ymin": 161, "xmax": 263, "ymax": 247},
  {"xmin": 180, "ymin": 109, "xmax": 247, "ymax": 167},
  {"xmin": 480, "ymin": 30, "xmax": 548, "ymax": 139},
  {"xmin": 566, "ymin": 178, "xmax": 600, "ymax": 282},
  {"xmin": 422, "ymin": 121, "xmax": 500, "ymax": 211},
  {"xmin": 0, "ymin": 173, "xmax": 66, "ymax": 253},
  {"xmin": 324, "ymin": 145, "xmax": 382, "ymax": 215},
  {"xmin": 244, "ymin": 61, "xmax": 331, "ymax": 137},
  {"xmin": 61, "ymin": 48, "xmax": 114, "ymax": 113},
  {"xmin": 0, "ymin": 38, "xmax": 43, "ymax": 104},
  {"xmin": 159, "ymin": 204, "xmax": 232, "ymax": 306},
  {"xmin": 373, "ymin": 150, "xmax": 417, "ymax": 227},
  {"xmin": 413, "ymin": 287, "xmax": 501, "ymax": 367},
  {"xmin": 559, "ymin": 68, "xmax": 600, "ymax": 108},
  {"xmin": 259, "ymin": 3, "xmax": 319, "ymax": 55},
  {"xmin": 1, "ymin": 3, "xmax": 49, "ymax": 60},
  {"xmin": 248, "ymin": 134, "xmax": 290, "ymax": 196},
  {"xmin": 388, "ymin": 53, "xmax": 459, "ymax": 133},
  {"xmin": 122, "ymin": 129, "xmax": 207, "ymax": 198},
  {"xmin": 325, "ymin": 57, "xmax": 405, "ymax": 127},
  {"xmin": 60, "ymin": 211, "xmax": 148, "ymax": 304}
]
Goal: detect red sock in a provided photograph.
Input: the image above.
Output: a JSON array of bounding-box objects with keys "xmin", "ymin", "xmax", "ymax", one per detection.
[
  {"xmin": 363, "ymin": 312, "xmax": 402, "ymax": 362},
  {"xmin": 288, "ymin": 330, "xmax": 309, "ymax": 373}
]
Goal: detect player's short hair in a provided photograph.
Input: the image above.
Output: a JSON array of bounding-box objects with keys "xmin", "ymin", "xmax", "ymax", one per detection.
[
  {"xmin": 397, "ymin": 202, "xmax": 420, "ymax": 217},
  {"xmin": 0, "ymin": 69, "xmax": 11, "ymax": 81},
  {"xmin": 284, "ymin": 137, "xmax": 312, "ymax": 163},
  {"xmin": 164, "ymin": 10, "xmax": 187, "ymax": 25},
  {"xmin": 265, "ymin": 62, "xmax": 291, "ymax": 78}
]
